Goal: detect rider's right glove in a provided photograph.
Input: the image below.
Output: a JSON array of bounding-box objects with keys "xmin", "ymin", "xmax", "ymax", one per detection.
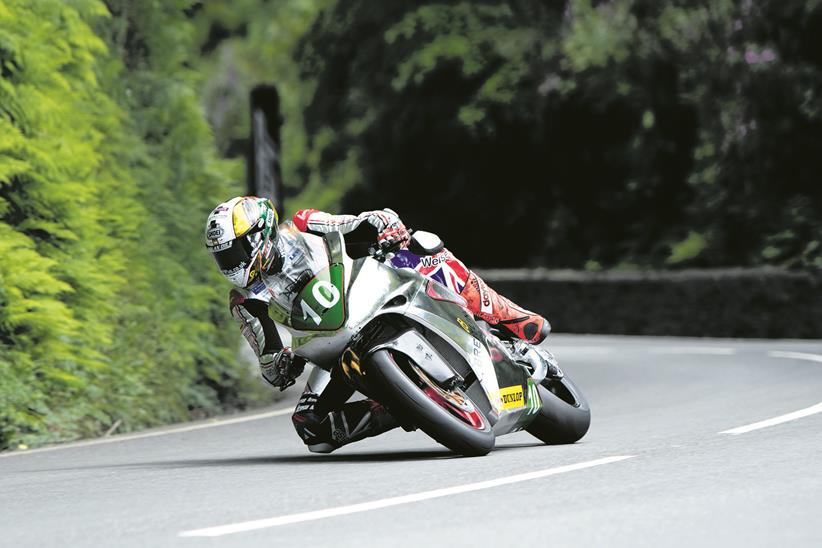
[{"xmin": 260, "ymin": 347, "xmax": 306, "ymax": 391}]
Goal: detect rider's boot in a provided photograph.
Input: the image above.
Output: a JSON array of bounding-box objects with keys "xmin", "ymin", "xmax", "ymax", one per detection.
[
  {"xmin": 460, "ymin": 271, "xmax": 551, "ymax": 345},
  {"xmin": 292, "ymin": 395, "xmax": 399, "ymax": 454}
]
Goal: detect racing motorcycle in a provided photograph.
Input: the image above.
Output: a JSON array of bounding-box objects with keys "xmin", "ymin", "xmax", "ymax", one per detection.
[{"xmin": 279, "ymin": 228, "xmax": 591, "ymax": 456}]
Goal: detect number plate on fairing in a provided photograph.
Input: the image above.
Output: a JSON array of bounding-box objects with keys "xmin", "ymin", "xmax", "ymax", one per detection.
[{"xmin": 290, "ymin": 263, "xmax": 346, "ymax": 331}]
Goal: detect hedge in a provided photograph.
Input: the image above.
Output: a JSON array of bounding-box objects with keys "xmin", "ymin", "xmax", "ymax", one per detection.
[
  {"xmin": 479, "ymin": 267, "xmax": 822, "ymax": 338},
  {"xmin": 0, "ymin": 0, "xmax": 264, "ymax": 452}
]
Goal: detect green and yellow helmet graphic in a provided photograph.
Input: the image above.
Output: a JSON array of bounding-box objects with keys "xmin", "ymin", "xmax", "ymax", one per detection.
[{"xmin": 205, "ymin": 196, "xmax": 280, "ymax": 287}]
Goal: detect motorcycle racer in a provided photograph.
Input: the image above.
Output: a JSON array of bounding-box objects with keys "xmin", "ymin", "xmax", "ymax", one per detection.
[{"xmin": 205, "ymin": 196, "xmax": 560, "ymax": 453}]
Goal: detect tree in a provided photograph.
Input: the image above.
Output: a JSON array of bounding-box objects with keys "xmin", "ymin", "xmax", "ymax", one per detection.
[{"xmin": 295, "ymin": 0, "xmax": 822, "ymax": 269}]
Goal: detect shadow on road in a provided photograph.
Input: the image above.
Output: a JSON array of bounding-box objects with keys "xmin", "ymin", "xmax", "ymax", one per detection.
[
  {"xmin": 143, "ymin": 449, "xmax": 458, "ymax": 468},
  {"xmin": 9, "ymin": 442, "xmax": 547, "ymax": 474},
  {"xmin": 136, "ymin": 443, "xmax": 543, "ymax": 469},
  {"xmin": 10, "ymin": 449, "xmax": 457, "ymax": 473}
]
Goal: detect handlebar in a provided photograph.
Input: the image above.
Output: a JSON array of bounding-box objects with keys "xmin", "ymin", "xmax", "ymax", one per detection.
[{"xmin": 368, "ymin": 235, "xmax": 407, "ymax": 262}]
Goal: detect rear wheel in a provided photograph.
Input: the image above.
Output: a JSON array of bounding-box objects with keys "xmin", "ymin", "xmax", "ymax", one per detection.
[
  {"xmin": 365, "ymin": 349, "xmax": 495, "ymax": 456},
  {"xmin": 526, "ymin": 376, "xmax": 591, "ymax": 444}
]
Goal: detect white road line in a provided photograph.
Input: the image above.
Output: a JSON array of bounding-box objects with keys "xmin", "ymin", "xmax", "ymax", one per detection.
[
  {"xmin": 648, "ymin": 347, "xmax": 736, "ymax": 355},
  {"xmin": 768, "ymin": 351, "xmax": 822, "ymax": 364},
  {"xmin": 178, "ymin": 455, "xmax": 635, "ymax": 537},
  {"xmin": 719, "ymin": 402, "xmax": 822, "ymax": 435},
  {"xmin": 0, "ymin": 407, "xmax": 293, "ymax": 459}
]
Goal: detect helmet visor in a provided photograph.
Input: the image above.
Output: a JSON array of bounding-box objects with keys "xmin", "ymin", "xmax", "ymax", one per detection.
[{"xmin": 213, "ymin": 237, "xmax": 253, "ymax": 274}]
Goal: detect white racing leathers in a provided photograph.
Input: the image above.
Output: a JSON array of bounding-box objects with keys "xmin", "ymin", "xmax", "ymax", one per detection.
[
  {"xmin": 228, "ymin": 222, "xmax": 398, "ymax": 453},
  {"xmin": 292, "ymin": 207, "xmax": 405, "ymax": 238}
]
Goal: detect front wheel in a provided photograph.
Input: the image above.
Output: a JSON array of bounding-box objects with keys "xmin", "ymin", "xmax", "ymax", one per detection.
[
  {"xmin": 526, "ymin": 376, "xmax": 591, "ymax": 444},
  {"xmin": 365, "ymin": 349, "xmax": 495, "ymax": 457}
]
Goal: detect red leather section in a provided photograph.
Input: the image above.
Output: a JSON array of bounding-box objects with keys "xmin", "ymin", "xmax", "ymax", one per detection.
[
  {"xmin": 292, "ymin": 208, "xmax": 318, "ymax": 232},
  {"xmin": 460, "ymin": 271, "xmax": 549, "ymax": 344}
]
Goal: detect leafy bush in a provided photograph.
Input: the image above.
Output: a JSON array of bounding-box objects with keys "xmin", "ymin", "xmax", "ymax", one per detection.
[{"xmin": 0, "ymin": 0, "xmax": 263, "ymax": 451}]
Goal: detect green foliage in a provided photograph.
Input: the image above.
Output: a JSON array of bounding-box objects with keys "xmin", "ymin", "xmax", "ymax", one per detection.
[
  {"xmin": 290, "ymin": 0, "xmax": 822, "ymax": 269},
  {"xmin": 189, "ymin": 0, "xmax": 335, "ymax": 209},
  {"xmin": 563, "ymin": 0, "xmax": 635, "ymax": 72},
  {"xmin": 0, "ymin": 0, "xmax": 263, "ymax": 450},
  {"xmin": 3, "ymin": 0, "xmax": 819, "ymax": 449},
  {"xmin": 667, "ymin": 232, "xmax": 709, "ymax": 265}
]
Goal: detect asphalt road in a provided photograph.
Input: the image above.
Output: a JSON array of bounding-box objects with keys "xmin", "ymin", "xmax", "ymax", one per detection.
[{"xmin": 2, "ymin": 335, "xmax": 822, "ymax": 547}]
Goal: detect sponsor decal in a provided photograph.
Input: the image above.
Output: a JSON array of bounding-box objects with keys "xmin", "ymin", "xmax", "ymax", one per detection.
[
  {"xmin": 222, "ymin": 262, "xmax": 247, "ymax": 276},
  {"xmin": 286, "ymin": 247, "xmax": 302, "ymax": 262},
  {"xmin": 340, "ymin": 348, "xmax": 362, "ymax": 378},
  {"xmin": 499, "ymin": 385, "xmax": 525, "ymax": 410},
  {"xmin": 295, "ymin": 403, "xmax": 313, "ymax": 413},
  {"xmin": 471, "ymin": 276, "xmax": 492, "ymax": 313},
  {"xmin": 209, "ymin": 241, "xmax": 232, "ymax": 252},
  {"xmin": 420, "ymin": 251, "xmax": 450, "ymax": 268},
  {"xmin": 456, "ymin": 317, "xmax": 471, "ymax": 333},
  {"xmin": 249, "ymin": 278, "xmax": 267, "ymax": 295},
  {"xmin": 471, "ymin": 337, "xmax": 482, "ymax": 356},
  {"xmin": 206, "ymin": 220, "xmax": 224, "ymax": 240},
  {"xmin": 332, "ymin": 428, "xmax": 347, "ymax": 443}
]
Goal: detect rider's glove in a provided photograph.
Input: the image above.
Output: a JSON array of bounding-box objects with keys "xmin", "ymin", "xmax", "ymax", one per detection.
[
  {"xmin": 378, "ymin": 224, "xmax": 410, "ymax": 248},
  {"xmin": 259, "ymin": 347, "xmax": 306, "ymax": 391},
  {"xmin": 368, "ymin": 208, "xmax": 410, "ymax": 248}
]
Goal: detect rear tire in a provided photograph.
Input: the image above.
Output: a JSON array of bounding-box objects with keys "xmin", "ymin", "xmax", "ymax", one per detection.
[
  {"xmin": 526, "ymin": 376, "xmax": 591, "ymax": 444},
  {"xmin": 365, "ymin": 349, "xmax": 495, "ymax": 457}
]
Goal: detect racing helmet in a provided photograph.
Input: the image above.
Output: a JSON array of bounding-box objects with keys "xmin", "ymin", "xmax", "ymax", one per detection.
[{"xmin": 205, "ymin": 196, "xmax": 281, "ymax": 287}]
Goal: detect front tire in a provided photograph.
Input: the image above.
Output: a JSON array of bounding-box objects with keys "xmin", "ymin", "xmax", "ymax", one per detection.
[
  {"xmin": 365, "ymin": 349, "xmax": 495, "ymax": 456},
  {"xmin": 526, "ymin": 376, "xmax": 591, "ymax": 444}
]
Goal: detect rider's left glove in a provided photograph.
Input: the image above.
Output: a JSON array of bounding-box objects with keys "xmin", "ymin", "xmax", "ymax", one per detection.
[
  {"xmin": 260, "ymin": 347, "xmax": 306, "ymax": 391},
  {"xmin": 369, "ymin": 208, "xmax": 410, "ymax": 248},
  {"xmin": 378, "ymin": 225, "xmax": 410, "ymax": 247}
]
